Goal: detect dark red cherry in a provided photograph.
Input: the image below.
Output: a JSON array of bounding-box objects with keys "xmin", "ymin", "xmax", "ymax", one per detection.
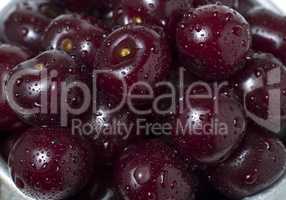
[
  {"xmin": 208, "ymin": 124, "xmax": 286, "ymax": 199},
  {"xmin": 43, "ymin": 14, "xmax": 107, "ymax": 68},
  {"xmin": 3, "ymin": 9, "xmax": 50, "ymax": 53},
  {"xmin": 73, "ymin": 93, "xmax": 139, "ymax": 166},
  {"xmin": 8, "ymin": 128, "xmax": 95, "ymax": 200},
  {"xmin": 176, "ymin": 4, "xmax": 251, "ymax": 81},
  {"xmin": 114, "ymin": 140, "xmax": 196, "ymax": 200},
  {"xmin": 6, "ymin": 50, "xmax": 90, "ymax": 128},
  {"xmin": 172, "ymin": 94, "xmax": 246, "ymax": 164},
  {"xmin": 232, "ymin": 52, "xmax": 286, "ymax": 134},
  {"xmin": 0, "ymin": 44, "xmax": 30, "ymax": 133},
  {"xmin": 112, "ymin": 0, "xmax": 193, "ymax": 39},
  {"xmin": 246, "ymin": 8, "xmax": 286, "ymax": 65},
  {"xmin": 95, "ymin": 24, "xmax": 171, "ymax": 102}
]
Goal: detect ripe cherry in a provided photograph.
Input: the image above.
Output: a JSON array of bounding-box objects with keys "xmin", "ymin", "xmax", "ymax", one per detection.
[
  {"xmin": 176, "ymin": 4, "xmax": 251, "ymax": 81},
  {"xmin": 8, "ymin": 128, "xmax": 96, "ymax": 200},
  {"xmin": 3, "ymin": 9, "xmax": 50, "ymax": 53},
  {"xmin": 172, "ymin": 94, "xmax": 246, "ymax": 164},
  {"xmin": 208, "ymin": 123, "xmax": 286, "ymax": 199},
  {"xmin": 6, "ymin": 50, "xmax": 90, "ymax": 128},
  {"xmin": 95, "ymin": 24, "xmax": 171, "ymax": 102},
  {"xmin": 114, "ymin": 140, "xmax": 196, "ymax": 200},
  {"xmin": 42, "ymin": 14, "xmax": 107, "ymax": 68}
]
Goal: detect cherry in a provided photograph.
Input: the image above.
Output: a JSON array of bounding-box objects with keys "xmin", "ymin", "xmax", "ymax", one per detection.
[
  {"xmin": 73, "ymin": 92, "xmax": 139, "ymax": 166},
  {"xmin": 42, "ymin": 14, "xmax": 107, "ymax": 67},
  {"xmin": 0, "ymin": 44, "xmax": 30, "ymax": 133},
  {"xmin": 232, "ymin": 52, "xmax": 286, "ymax": 134},
  {"xmin": 8, "ymin": 128, "xmax": 95, "ymax": 200},
  {"xmin": 114, "ymin": 139, "xmax": 196, "ymax": 200},
  {"xmin": 112, "ymin": 0, "xmax": 193, "ymax": 39},
  {"xmin": 176, "ymin": 4, "xmax": 251, "ymax": 81},
  {"xmin": 3, "ymin": 9, "xmax": 50, "ymax": 53},
  {"xmin": 246, "ymin": 8, "xmax": 286, "ymax": 65},
  {"xmin": 6, "ymin": 50, "xmax": 90, "ymax": 128},
  {"xmin": 95, "ymin": 24, "xmax": 171, "ymax": 102},
  {"xmin": 171, "ymin": 94, "xmax": 246, "ymax": 164},
  {"xmin": 208, "ymin": 123, "xmax": 286, "ymax": 199}
]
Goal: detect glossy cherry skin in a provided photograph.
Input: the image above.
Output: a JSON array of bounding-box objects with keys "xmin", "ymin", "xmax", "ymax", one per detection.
[
  {"xmin": 6, "ymin": 50, "xmax": 90, "ymax": 128},
  {"xmin": 43, "ymin": 14, "xmax": 107, "ymax": 68},
  {"xmin": 8, "ymin": 128, "xmax": 95, "ymax": 200},
  {"xmin": 208, "ymin": 123, "xmax": 286, "ymax": 199},
  {"xmin": 176, "ymin": 4, "xmax": 251, "ymax": 81},
  {"xmin": 114, "ymin": 140, "xmax": 196, "ymax": 200},
  {"xmin": 74, "ymin": 93, "xmax": 139, "ymax": 166},
  {"xmin": 0, "ymin": 44, "xmax": 30, "ymax": 133},
  {"xmin": 246, "ymin": 9, "xmax": 286, "ymax": 65},
  {"xmin": 3, "ymin": 9, "xmax": 50, "ymax": 53},
  {"xmin": 232, "ymin": 52, "xmax": 286, "ymax": 133},
  {"xmin": 172, "ymin": 94, "xmax": 246, "ymax": 164},
  {"xmin": 95, "ymin": 24, "xmax": 171, "ymax": 102},
  {"xmin": 112, "ymin": 0, "xmax": 193, "ymax": 39}
]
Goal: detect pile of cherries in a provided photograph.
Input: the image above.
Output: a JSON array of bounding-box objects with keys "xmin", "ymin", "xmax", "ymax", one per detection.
[{"xmin": 1, "ymin": 0, "xmax": 286, "ymax": 200}]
